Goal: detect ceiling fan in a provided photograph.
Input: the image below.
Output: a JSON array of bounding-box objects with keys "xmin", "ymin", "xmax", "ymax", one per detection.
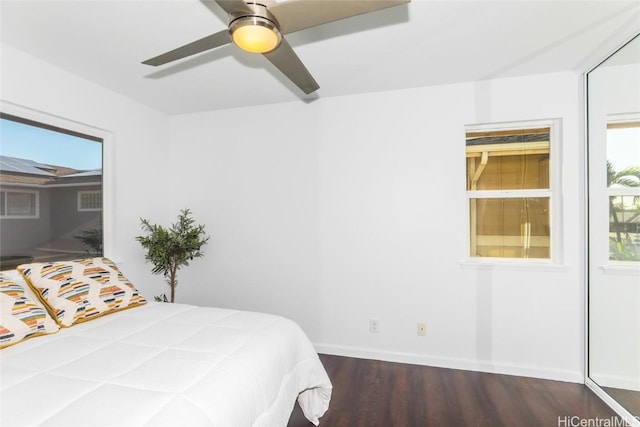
[{"xmin": 142, "ymin": 0, "xmax": 410, "ymax": 94}]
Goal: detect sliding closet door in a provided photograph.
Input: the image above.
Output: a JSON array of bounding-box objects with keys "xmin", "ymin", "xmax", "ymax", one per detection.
[{"xmin": 587, "ymin": 33, "xmax": 640, "ymax": 419}]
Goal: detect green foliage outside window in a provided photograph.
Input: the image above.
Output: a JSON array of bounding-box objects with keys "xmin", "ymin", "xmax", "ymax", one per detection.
[{"xmin": 607, "ymin": 162, "xmax": 640, "ymax": 262}]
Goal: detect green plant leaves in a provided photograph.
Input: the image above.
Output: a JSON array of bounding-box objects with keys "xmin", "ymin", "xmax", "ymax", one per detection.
[{"xmin": 136, "ymin": 209, "xmax": 210, "ymax": 302}]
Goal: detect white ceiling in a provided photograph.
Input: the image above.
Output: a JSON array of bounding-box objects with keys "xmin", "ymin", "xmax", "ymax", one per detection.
[{"xmin": 1, "ymin": 0, "xmax": 639, "ymax": 114}]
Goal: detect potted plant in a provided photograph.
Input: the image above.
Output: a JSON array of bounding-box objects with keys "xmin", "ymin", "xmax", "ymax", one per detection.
[{"xmin": 136, "ymin": 208, "xmax": 210, "ymax": 302}]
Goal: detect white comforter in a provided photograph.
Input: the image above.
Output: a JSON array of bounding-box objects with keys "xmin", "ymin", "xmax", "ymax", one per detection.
[{"xmin": 0, "ymin": 302, "xmax": 332, "ymax": 426}]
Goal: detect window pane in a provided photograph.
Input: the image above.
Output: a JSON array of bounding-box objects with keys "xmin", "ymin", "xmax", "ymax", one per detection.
[
  {"xmin": 606, "ymin": 123, "xmax": 639, "ymax": 262},
  {"xmin": 606, "ymin": 124, "xmax": 640, "ymax": 189},
  {"xmin": 470, "ymin": 197, "xmax": 550, "ymax": 259},
  {"xmin": 467, "ymin": 153, "xmax": 550, "ymax": 190},
  {"xmin": 6, "ymin": 191, "xmax": 36, "ymax": 216},
  {"xmin": 609, "ymin": 195, "xmax": 640, "ymax": 262},
  {"xmin": 466, "ymin": 128, "xmax": 550, "ymax": 191},
  {"xmin": 0, "ymin": 115, "xmax": 103, "ymax": 270},
  {"xmin": 78, "ymin": 191, "xmax": 102, "ymax": 211}
]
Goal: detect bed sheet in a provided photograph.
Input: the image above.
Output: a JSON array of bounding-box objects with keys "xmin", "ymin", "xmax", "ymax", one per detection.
[{"xmin": 0, "ymin": 302, "xmax": 332, "ymax": 426}]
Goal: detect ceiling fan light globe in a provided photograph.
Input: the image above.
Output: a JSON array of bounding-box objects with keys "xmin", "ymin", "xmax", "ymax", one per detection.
[{"xmin": 230, "ymin": 17, "xmax": 281, "ymax": 54}]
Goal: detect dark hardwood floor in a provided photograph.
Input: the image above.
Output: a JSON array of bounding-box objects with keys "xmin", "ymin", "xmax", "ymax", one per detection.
[
  {"xmin": 603, "ymin": 387, "xmax": 640, "ymax": 419},
  {"xmin": 288, "ymin": 354, "xmax": 620, "ymax": 427}
]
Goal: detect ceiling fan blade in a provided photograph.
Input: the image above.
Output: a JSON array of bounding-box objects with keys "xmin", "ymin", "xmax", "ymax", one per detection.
[
  {"xmin": 262, "ymin": 38, "xmax": 319, "ymax": 94},
  {"xmin": 142, "ymin": 30, "xmax": 231, "ymax": 66},
  {"xmin": 214, "ymin": 0, "xmax": 253, "ymax": 15},
  {"xmin": 270, "ymin": 0, "xmax": 410, "ymax": 35}
]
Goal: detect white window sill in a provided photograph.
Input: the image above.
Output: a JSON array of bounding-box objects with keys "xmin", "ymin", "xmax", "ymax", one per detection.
[
  {"xmin": 459, "ymin": 259, "xmax": 570, "ymax": 272},
  {"xmin": 598, "ymin": 264, "xmax": 640, "ymax": 276}
]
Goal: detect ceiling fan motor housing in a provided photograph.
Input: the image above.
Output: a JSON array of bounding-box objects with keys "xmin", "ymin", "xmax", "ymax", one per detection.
[{"xmin": 228, "ymin": 2, "xmax": 282, "ymax": 53}]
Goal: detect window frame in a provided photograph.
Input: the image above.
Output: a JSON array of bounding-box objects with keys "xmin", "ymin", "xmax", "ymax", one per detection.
[
  {"xmin": 605, "ymin": 116, "xmax": 640, "ymax": 264},
  {"xmin": 0, "ymin": 189, "xmax": 40, "ymax": 219},
  {"xmin": 0, "ymin": 101, "xmax": 114, "ymax": 258},
  {"xmin": 77, "ymin": 190, "xmax": 103, "ymax": 212},
  {"xmin": 464, "ymin": 118, "xmax": 563, "ymax": 264}
]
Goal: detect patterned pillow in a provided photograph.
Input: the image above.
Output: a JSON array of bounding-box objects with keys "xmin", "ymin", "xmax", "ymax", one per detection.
[
  {"xmin": 0, "ymin": 274, "xmax": 60, "ymax": 349},
  {"xmin": 17, "ymin": 257, "xmax": 146, "ymax": 327}
]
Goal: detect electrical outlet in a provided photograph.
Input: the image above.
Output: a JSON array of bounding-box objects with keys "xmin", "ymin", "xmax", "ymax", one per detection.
[
  {"xmin": 369, "ymin": 319, "xmax": 379, "ymax": 334},
  {"xmin": 417, "ymin": 322, "xmax": 426, "ymax": 336}
]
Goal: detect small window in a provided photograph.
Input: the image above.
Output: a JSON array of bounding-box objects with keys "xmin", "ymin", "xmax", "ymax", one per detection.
[
  {"xmin": 0, "ymin": 190, "xmax": 39, "ymax": 218},
  {"xmin": 466, "ymin": 121, "xmax": 558, "ymax": 260},
  {"xmin": 78, "ymin": 190, "xmax": 102, "ymax": 211}
]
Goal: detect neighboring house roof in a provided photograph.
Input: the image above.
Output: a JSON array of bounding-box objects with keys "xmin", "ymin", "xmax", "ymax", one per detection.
[
  {"xmin": 0, "ymin": 155, "xmax": 101, "ymax": 187},
  {"xmin": 0, "ymin": 155, "xmax": 54, "ymax": 176},
  {"xmin": 466, "ymin": 133, "xmax": 550, "ymax": 146}
]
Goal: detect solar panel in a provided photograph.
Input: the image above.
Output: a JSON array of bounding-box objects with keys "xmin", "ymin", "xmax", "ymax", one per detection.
[{"xmin": 0, "ymin": 155, "xmax": 55, "ymax": 176}]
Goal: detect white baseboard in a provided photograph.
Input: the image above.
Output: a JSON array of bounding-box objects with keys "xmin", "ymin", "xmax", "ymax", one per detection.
[
  {"xmin": 590, "ymin": 373, "xmax": 640, "ymax": 392},
  {"xmin": 314, "ymin": 342, "xmax": 584, "ymax": 384}
]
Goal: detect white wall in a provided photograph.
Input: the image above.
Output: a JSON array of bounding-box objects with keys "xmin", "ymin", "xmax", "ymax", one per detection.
[
  {"xmin": 0, "ymin": 43, "xmax": 171, "ymax": 299},
  {"xmin": 0, "ymin": 41, "xmax": 587, "ymax": 383},
  {"xmin": 168, "ymin": 71, "xmax": 585, "ymax": 382}
]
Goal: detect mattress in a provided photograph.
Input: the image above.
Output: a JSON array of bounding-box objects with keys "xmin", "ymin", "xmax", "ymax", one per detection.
[{"xmin": 0, "ymin": 302, "xmax": 332, "ymax": 426}]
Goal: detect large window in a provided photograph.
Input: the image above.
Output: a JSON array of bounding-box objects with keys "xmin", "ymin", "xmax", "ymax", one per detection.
[
  {"xmin": 466, "ymin": 121, "xmax": 558, "ymax": 260},
  {"xmin": 0, "ymin": 113, "xmax": 103, "ymax": 269},
  {"xmin": 607, "ymin": 120, "xmax": 640, "ymax": 262}
]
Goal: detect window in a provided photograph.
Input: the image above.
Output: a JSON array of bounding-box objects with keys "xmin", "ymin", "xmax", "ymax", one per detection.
[
  {"xmin": 607, "ymin": 120, "xmax": 640, "ymax": 262},
  {"xmin": 0, "ymin": 190, "xmax": 39, "ymax": 218},
  {"xmin": 78, "ymin": 190, "xmax": 102, "ymax": 211},
  {"xmin": 466, "ymin": 121, "xmax": 558, "ymax": 260},
  {"xmin": 0, "ymin": 112, "xmax": 104, "ymax": 269}
]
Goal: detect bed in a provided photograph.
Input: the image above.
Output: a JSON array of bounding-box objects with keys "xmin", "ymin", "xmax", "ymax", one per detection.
[{"xmin": 0, "ymin": 258, "xmax": 332, "ymax": 426}]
